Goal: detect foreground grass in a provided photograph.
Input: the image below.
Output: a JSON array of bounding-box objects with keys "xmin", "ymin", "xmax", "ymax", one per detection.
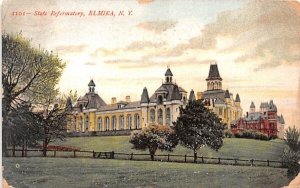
[
  {"xmin": 3, "ymin": 157, "xmax": 289, "ymax": 188},
  {"xmin": 53, "ymin": 136, "xmax": 286, "ymax": 160}
]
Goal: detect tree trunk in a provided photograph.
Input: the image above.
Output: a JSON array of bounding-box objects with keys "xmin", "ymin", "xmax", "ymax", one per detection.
[
  {"xmin": 194, "ymin": 150, "xmax": 197, "ymax": 163},
  {"xmin": 22, "ymin": 144, "xmax": 25, "ymax": 157},
  {"xmin": 25, "ymin": 139, "xmax": 28, "ymax": 157},
  {"xmin": 43, "ymin": 140, "xmax": 47, "ymax": 157},
  {"xmin": 12, "ymin": 144, "xmax": 16, "ymax": 157},
  {"xmin": 149, "ymin": 146, "xmax": 157, "ymax": 161}
]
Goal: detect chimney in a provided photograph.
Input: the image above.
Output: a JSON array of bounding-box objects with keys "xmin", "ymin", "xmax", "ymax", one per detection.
[
  {"xmin": 246, "ymin": 112, "xmax": 249, "ymax": 117},
  {"xmin": 125, "ymin": 96, "xmax": 131, "ymax": 103},
  {"xmin": 111, "ymin": 97, "xmax": 117, "ymax": 105}
]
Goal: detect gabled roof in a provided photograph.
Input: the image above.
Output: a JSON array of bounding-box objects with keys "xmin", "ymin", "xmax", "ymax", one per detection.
[{"xmin": 269, "ymin": 100, "xmax": 277, "ymax": 112}]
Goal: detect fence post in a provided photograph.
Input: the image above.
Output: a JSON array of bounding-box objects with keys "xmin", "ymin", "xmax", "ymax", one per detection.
[
  {"xmin": 184, "ymin": 155, "xmax": 187, "ymax": 162},
  {"xmin": 201, "ymin": 156, "xmax": 204, "ymax": 163},
  {"xmin": 218, "ymin": 157, "xmax": 221, "ymax": 164},
  {"xmin": 251, "ymin": 159, "xmax": 254, "ymax": 166},
  {"xmin": 73, "ymin": 151, "xmax": 76, "ymax": 158},
  {"xmin": 111, "ymin": 151, "xmax": 114, "ymax": 159},
  {"xmin": 267, "ymin": 160, "xmax": 269, "ymax": 167},
  {"xmin": 54, "ymin": 150, "xmax": 56, "ymax": 157},
  {"xmin": 130, "ymin": 153, "xmax": 133, "ymax": 160},
  {"xmin": 168, "ymin": 154, "xmax": 170, "ymax": 162},
  {"xmin": 235, "ymin": 159, "xmax": 237, "ymax": 165},
  {"xmin": 93, "ymin": 150, "xmax": 95, "ymax": 158}
]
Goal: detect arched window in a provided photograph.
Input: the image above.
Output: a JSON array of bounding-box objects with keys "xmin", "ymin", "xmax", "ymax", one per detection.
[
  {"xmin": 166, "ymin": 108, "xmax": 171, "ymax": 126},
  {"xmin": 80, "ymin": 116, "xmax": 83, "ymax": 132},
  {"xmin": 85, "ymin": 115, "xmax": 89, "ymax": 131},
  {"xmin": 134, "ymin": 114, "xmax": 140, "ymax": 129},
  {"xmin": 127, "ymin": 115, "xmax": 132, "ymax": 129},
  {"xmin": 150, "ymin": 109, "xmax": 155, "ymax": 124},
  {"xmin": 105, "ymin": 117, "xmax": 110, "ymax": 131},
  {"xmin": 119, "ymin": 115, "xmax": 124, "ymax": 130},
  {"xmin": 97, "ymin": 117, "xmax": 102, "ymax": 131},
  {"xmin": 157, "ymin": 95, "xmax": 163, "ymax": 105},
  {"xmin": 158, "ymin": 109, "xmax": 163, "ymax": 125},
  {"xmin": 112, "ymin": 116, "xmax": 117, "ymax": 130}
]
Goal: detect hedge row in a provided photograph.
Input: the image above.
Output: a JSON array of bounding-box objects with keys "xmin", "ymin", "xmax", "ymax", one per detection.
[{"xmin": 234, "ymin": 129, "xmax": 277, "ymax": 140}]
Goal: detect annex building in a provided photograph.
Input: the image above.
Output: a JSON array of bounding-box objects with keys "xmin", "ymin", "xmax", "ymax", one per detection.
[{"xmin": 66, "ymin": 64, "xmax": 243, "ymax": 135}]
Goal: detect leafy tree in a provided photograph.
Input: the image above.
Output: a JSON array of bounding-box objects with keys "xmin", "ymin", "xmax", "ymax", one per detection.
[
  {"xmin": 129, "ymin": 124, "xmax": 178, "ymax": 160},
  {"xmin": 285, "ymin": 126, "xmax": 300, "ymax": 152},
  {"xmin": 282, "ymin": 126, "xmax": 300, "ymax": 179},
  {"xmin": 173, "ymin": 99, "xmax": 224, "ymax": 162},
  {"xmin": 2, "ymin": 33, "xmax": 65, "ymax": 155}
]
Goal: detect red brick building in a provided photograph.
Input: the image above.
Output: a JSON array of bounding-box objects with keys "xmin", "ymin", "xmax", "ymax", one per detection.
[{"xmin": 231, "ymin": 100, "xmax": 285, "ymax": 138}]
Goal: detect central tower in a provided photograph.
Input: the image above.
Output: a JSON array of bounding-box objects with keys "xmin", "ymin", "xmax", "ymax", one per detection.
[{"xmin": 206, "ymin": 63, "xmax": 222, "ymax": 90}]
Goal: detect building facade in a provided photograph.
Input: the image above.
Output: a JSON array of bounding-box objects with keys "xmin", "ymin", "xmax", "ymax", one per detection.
[
  {"xmin": 66, "ymin": 64, "xmax": 244, "ymax": 134},
  {"xmin": 231, "ymin": 100, "xmax": 285, "ymax": 138},
  {"xmin": 197, "ymin": 63, "xmax": 243, "ymax": 129}
]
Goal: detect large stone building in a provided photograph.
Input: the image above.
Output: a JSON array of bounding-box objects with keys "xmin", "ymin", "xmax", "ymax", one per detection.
[
  {"xmin": 66, "ymin": 64, "xmax": 243, "ymax": 134},
  {"xmin": 231, "ymin": 100, "xmax": 285, "ymax": 138},
  {"xmin": 197, "ymin": 63, "xmax": 243, "ymax": 128}
]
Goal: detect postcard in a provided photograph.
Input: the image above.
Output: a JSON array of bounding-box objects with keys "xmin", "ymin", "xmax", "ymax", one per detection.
[{"xmin": 2, "ymin": 0, "xmax": 300, "ymax": 187}]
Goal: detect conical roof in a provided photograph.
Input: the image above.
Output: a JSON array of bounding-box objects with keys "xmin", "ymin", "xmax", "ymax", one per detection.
[
  {"xmin": 141, "ymin": 87, "xmax": 150, "ymax": 103},
  {"xmin": 88, "ymin": 79, "xmax": 96, "ymax": 86},
  {"xmin": 224, "ymin": 89, "xmax": 230, "ymax": 98},
  {"xmin": 250, "ymin": 101, "xmax": 255, "ymax": 108},
  {"xmin": 235, "ymin": 93, "xmax": 240, "ymax": 102},
  {"xmin": 165, "ymin": 68, "xmax": 173, "ymax": 76}
]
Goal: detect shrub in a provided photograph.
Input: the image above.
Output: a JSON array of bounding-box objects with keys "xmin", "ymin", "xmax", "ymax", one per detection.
[
  {"xmin": 224, "ymin": 129, "xmax": 233, "ymax": 138},
  {"xmin": 234, "ymin": 130, "xmax": 269, "ymax": 140},
  {"xmin": 282, "ymin": 149, "xmax": 300, "ymax": 179}
]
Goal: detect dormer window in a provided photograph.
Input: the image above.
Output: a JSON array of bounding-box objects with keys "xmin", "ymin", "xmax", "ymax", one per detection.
[
  {"xmin": 118, "ymin": 104, "xmax": 125, "ymax": 109},
  {"xmin": 157, "ymin": 95, "xmax": 163, "ymax": 105}
]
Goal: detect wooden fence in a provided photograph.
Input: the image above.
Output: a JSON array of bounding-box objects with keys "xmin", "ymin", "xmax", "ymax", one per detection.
[{"xmin": 6, "ymin": 148, "xmax": 285, "ymax": 168}]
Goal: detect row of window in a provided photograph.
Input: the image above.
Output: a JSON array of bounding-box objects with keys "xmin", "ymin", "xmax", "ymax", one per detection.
[
  {"xmin": 77, "ymin": 114, "xmax": 140, "ymax": 132},
  {"xmin": 150, "ymin": 108, "xmax": 171, "ymax": 126}
]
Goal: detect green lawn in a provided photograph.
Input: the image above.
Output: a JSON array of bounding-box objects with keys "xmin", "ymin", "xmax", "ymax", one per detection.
[
  {"xmin": 3, "ymin": 157, "xmax": 290, "ymax": 188},
  {"xmin": 53, "ymin": 136, "xmax": 286, "ymax": 160}
]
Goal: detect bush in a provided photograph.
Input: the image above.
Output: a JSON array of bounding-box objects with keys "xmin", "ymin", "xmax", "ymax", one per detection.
[
  {"xmin": 224, "ymin": 130, "xmax": 233, "ymax": 138},
  {"xmin": 282, "ymin": 149, "xmax": 300, "ymax": 179},
  {"xmin": 234, "ymin": 130, "xmax": 270, "ymax": 140}
]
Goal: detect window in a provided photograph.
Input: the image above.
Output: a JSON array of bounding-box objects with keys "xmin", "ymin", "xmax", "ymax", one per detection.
[
  {"xmin": 85, "ymin": 115, "xmax": 89, "ymax": 131},
  {"xmin": 157, "ymin": 95, "xmax": 163, "ymax": 105},
  {"xmin": 112, "ymin": 116, "xmax": 117, "ymax": 130},
  {"xmin": 158, "ymin": 109, "xmax": 163, "ymax": 125},
  {"xmin": 134, "ymin": 114, "xmax": 140, "ymax": 129},
  {"xmin": 97, "ymin": 117, "xmax": 102, "ymax": 131},
  {"xmin": 80, "ymin": 116, "xmax": 83, "ymax": 132},
  {"xmin": 119, "ymin": 115, "xmax": 124, "ymax": 130},
  {"xmin": 105, "ymin": 117, "xmax": 110, "ymax": 131},
  {"xmin": 127, "ymin": 115, "xmax": 132, "ymax": 129},
  {"xmin": 150, "ymin": 109, "xmax": 155, "ymax": 124},
  {"xmin": 166, "ymin": 108, "xmax": 171, "ymax": 126}
]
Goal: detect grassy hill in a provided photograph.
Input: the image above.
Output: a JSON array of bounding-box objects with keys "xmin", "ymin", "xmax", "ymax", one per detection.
[{"xmin": 53, "ymin": 136, "xmax": 286, "ymax": 160}]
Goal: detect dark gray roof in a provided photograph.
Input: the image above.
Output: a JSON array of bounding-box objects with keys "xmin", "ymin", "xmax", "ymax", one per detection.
[
  {"xmin": 245, "ymin": 112, "xmax": 265, "ymax": 121},
  {"xmin": 250, "ymin": 101, "xmax": 255, "ymax": 108},
  {"xmin": 188, "ymin": 89, "xmax": 196, "ymax": 102},
  {"xmin": 149, "ymin": 83, "xmax": 185, "ymax": 102},
  {"xmin": 75, "ymin": 92, "xmax": 106, "ymax": 109},
  {"xmin": 141, "ymin": 87, "xmax": 150, "ymax": 103},
  {"xmin": 235, "ymin": 93, "xmax": 240, "ymax": 102},
  {"xmin": 165, "ymin": 68, "xmax": 173, "ymax": 76},
  {"xmin": 278, "ymin": 114, "xmax": 285, "ymax": 124},
  {"xmin": 224, "ymin": 89, "xmax": 230, "ymax": 98},
  {"xmin": 97, "ymin": 101, "xmax": 141, "ymax": 112},
  {"xmin": 88, "ymin": 79, "xmax": 96, "ymax": 86},
  {"xmin": 203, "ymin": 90, "xmax": 226, "ymax": 100},
  {"xmin": 268, "ymin": 100, "xmax": 277, "ymax": 112},
  {"xmin": 215, "ymin": 98, "xmax": 225, "ymax": 105},
  {"xmin": 155, "ymin": 85, "xmax": 168, "ymax": 93},
  {"xmin": 179, "ymin": 87, "xmax": 187, "ymax": 93},
  {"xmin": 260, "ymin": 102, "xmax": 269, "ymax": 108},
  {"xmin": 206, "ymin": 64, "xmax": 222, "ymax": 81}
]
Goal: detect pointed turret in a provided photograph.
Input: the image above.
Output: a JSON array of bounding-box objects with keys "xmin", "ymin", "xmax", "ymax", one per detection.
[
  {"xmin": 88, "ymin": 79, "xmax": 95, "ymax": 93},
  {"xmin": 141, "ymin": 87, "xmax": 150, "ymax": 103},
  {"xmin": 165, "ymin": 67, "xmax": 173, "ymax": 83},
  {"xmin": 235, "ymin": 93, "xmax": 240, "ymax": 102},
  {"xmin": 280, "ymin": 114, "xmax": 285, "ymax": 124},
  {"xmin": 188, "ymin": 89, "xmax": 196, "ymax": 102},
  {"xmin": 206, "ymin": 63, "xmax": 222, "ymax": 90},
  {"xmin": 250, "ymin": 101, "xmax": 255, "ymax": 113},
  {"xmin": 224, "ymin": 89, "xmax": 230, "ymax": 98},
  {"xmin": 65, "ymin": 97, "xmax": 72, "ymax": 111}
]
